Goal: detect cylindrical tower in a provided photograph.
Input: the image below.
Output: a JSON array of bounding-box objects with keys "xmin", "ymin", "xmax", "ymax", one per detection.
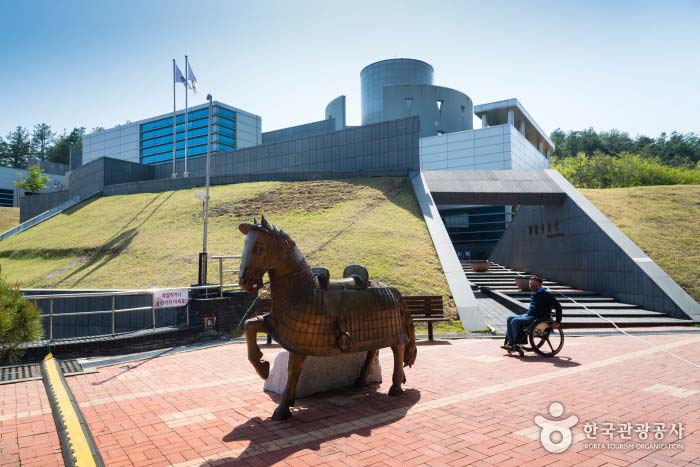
[{"xmin": 361, "ymin": 58, "xmax": 434, "ymax": 125}]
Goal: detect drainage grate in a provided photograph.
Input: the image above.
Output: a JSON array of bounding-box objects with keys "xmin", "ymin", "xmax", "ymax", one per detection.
[
  {"xmin": 0, "ymin": 364, "xmax": 41, "ymax": 384},
  {"xmin": 58, "ymin": 359, "xmax": 84, "ymax": 376}
]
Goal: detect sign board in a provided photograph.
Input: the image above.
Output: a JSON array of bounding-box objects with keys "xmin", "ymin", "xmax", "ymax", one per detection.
[{"xmin": 153, "ymin": 288, "xmax": 189, "ymax": 309}]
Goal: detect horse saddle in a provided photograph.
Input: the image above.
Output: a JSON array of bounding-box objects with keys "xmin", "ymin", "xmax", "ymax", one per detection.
[{"xmin": 312, "ymin": 264, "xmax": 369, "ymax": 291}]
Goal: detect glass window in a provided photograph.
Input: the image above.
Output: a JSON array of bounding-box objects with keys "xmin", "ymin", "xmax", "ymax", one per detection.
[
  {"xmin": 216, "ymin": 107, "xmax": 235, "ymax": 119},
  {"xmin": 217, "ymin": 134, "xmax": 235, "ymax": 145},
  {"xmin": 218, "ymin": 126, "xmax": 235, "ymax": 136}
]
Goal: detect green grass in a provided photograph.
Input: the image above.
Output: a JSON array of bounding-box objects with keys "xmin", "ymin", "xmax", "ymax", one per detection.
[
  {"xmin": 0, "ymin": 177, "xmax": 456, "ymax": 316},
  {"xmin": 582, "ymin": 185, "xmax": 700, "ymax": 302},
  {"xmin": 0, "ymin": 207, "xmax": 19, "ymax": 232}
]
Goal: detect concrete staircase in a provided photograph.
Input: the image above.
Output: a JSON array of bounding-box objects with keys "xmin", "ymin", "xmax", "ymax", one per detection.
[{"xmin": 464, "ymin": 261, "xmax": 695, "ymax": 327}]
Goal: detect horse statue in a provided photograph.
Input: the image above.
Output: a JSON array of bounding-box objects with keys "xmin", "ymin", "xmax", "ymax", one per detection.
[{"xmin": 239, "ymin": 216, "xmax": 417, "ymax": 421}]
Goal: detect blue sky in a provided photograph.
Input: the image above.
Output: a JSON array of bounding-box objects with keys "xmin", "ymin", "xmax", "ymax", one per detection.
[{"xmin": 1, "ymin": 0, "xmax": 698, "ymax": 139}]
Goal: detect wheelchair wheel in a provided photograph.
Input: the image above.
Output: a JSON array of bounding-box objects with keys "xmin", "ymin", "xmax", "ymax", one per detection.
[{"xmin": 529, "ymin": 322, "xmax": 564, "ymax": 357}]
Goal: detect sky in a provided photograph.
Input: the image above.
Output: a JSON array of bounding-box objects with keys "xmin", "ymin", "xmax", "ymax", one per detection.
[{"xmin": 1, "ymin": 0, "xmax": 698, "ymax": 139}]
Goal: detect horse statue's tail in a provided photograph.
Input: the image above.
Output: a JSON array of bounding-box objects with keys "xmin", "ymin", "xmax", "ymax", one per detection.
[{"xmin": 397, "ymin": 291, "xmax": 417, "ymax": 367}]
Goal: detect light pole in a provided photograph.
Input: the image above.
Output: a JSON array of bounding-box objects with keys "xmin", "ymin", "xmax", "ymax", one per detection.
[{"xmin": 197, "ymin": 94, "xmax": 213, "ymax": 286}]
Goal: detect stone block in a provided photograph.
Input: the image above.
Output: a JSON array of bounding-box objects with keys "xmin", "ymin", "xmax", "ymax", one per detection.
[{"xmin": 264, "ymin": 350, "xmax": 382, "ymax": 398}]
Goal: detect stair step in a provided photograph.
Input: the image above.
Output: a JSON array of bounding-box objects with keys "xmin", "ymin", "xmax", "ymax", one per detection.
[
  {"xmin": 560, "ymin": 317, "xmax": 695, "ymax": 327},
  {"xmin": 504, "ymin": 290, "xmax": 599, "ymax": 297},
  {"xmin": 514, "ymin": 302, "xmax": 640, "ymax": 310},
  {"xmin": 561, "ymin": 309, "xmax": 667, "ymax": 317}
]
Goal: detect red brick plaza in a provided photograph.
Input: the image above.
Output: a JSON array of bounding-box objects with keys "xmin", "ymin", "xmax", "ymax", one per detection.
[{"xmin": 2, "ymin": 332, "xmax": 699, "ymax": 466}]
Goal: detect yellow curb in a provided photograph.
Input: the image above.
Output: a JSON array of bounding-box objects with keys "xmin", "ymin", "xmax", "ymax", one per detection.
[{"xmin": 43, "ymin": 353, "xmax": 98, "ymax": 467}]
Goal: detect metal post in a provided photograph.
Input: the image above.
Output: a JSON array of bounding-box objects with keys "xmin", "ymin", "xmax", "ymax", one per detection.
[
  {"xmin": 49, "ymin": 299, "xmax": 54, "ymax": 341},
  {"xmin": 172, "ymin": 59, "xmax": 177, "ymax": 179},
  {"xmin": 111, "ymin": 295, "xmax": 116, "ymax": 335},
  {"xmin": 198, "ymin": 94, "xmax": 213, "ymax": 286},
  {"xmin": 186, "ymin": 303, "xmax": 190, "ymax": 327},
  {"xmin": 184, "ymin": 54, "xmax": 189, "ymax": 178},
  {"xmin": 219, "ymin": 257, "xmax": 224, "ymax": 297},
  {"xmin": 152, "ymin": 306, "xmax": 156, "ymax": 330}
]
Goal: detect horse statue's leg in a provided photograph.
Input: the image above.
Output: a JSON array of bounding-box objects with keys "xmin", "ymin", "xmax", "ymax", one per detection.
[
  {"xmin": 388, "ymin": 344, "xmax": 406, "ymax": 396},
  {"xmin": 272, "ymin": 352, "xmax": 306, "ymax": 421},
  {"xmin": 244, "ymin": 315, "xmax": 270, "ymax": 379},
  {"xmin": 354, "ymin": 350, "xmax": 378, "ymax": 388}
]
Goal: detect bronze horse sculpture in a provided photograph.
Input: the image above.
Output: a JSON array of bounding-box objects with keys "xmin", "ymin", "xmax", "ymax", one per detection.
[{"xmin": 239, "ymin": 216, "xmax": 417, "ymax": 421}]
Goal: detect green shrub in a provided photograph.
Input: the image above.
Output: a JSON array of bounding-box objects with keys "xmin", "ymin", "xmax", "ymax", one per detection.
[
  {"xmin": 552, "ymin": 151, "xmax": 700, "ymax": 188},
  {"xmin": 0, "ymin": 270, "xmax": 43, "ymax": 362}
]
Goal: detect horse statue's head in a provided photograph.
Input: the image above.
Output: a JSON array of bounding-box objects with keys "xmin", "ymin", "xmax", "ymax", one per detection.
[{"xmin": 238, "ymin": 215, "xmax": 296, "ymax": 293}]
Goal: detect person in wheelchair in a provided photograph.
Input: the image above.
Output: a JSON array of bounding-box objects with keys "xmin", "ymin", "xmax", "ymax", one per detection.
[{"xmin": 501, "ymin": 276, "xmax": 561, "ymax": 352}]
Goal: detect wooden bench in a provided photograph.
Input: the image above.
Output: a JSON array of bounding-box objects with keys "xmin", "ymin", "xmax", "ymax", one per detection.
[
  {"xmin": 255, "ymin": 295, "xmax": 448, "ymax": 343},
  {"xmin": 404, "ymin": 295, "xmax": 448, "ymax": 341}
]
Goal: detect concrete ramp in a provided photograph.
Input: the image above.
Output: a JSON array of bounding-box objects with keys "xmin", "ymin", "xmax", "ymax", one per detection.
[{"xmin": 0, "ymin": 193, "xmax": 93, "ymax": 241}]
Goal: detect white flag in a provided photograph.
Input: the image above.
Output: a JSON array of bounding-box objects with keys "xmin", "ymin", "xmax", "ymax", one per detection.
[
  {"xmin": 173, "ymin": 62, "xmax": 187, "ymax": 87},
  {"xmin": 187, "ymin": 62, "xmax": 198, "ymax": 94}
]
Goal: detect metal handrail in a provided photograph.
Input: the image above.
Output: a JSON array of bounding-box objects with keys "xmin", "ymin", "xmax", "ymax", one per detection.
[
  {"xmin": 209, "ymin": 255, "xmax": 242, "ymax": 297},
  {"xmin": 23, "ymin": 283, "xmax": 238, "ymax": 300},
  {"xmin": 24, "ymin": 281, "xmax": 247, "ymax": 341}
]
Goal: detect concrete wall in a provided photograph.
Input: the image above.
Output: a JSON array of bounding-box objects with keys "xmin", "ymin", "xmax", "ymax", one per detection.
[
  {"xmin": 262, "ymin": 118, "xmax": 336, "ymax": 144},
  {"xmin": 65, "ymin": 157, "xmax": 154, "ymax": 201},
  {"xmin": 383, "ymin": 84, "xmax": 473, "ymax": 138},
  {"xmin": 361, "ymin": 58, "xmax": 434, "ymax": 125},
  {"xmin": 19, "ymin": 190, "xmax": 71, "ymax": 222},
  {"xmin": 420, "ymin": 124, "xmax": 549, "ymax": 171},
  {"xmin": 20, "ymin": 118, "xmax": 419, "ymax": 221},
  {"xmin": 152, "ymin": 116, "xmax": 420, "ymax": 179},
  {"xmin": 490, "ymin": 170, "xmax": 700, "ymax": 321},
  {"xmin": 102, "ymin": 169, "xmax": 409, "ymax": 196}
]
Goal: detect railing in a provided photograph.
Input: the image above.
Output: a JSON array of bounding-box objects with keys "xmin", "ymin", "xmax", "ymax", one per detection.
[
  {"xmin": 209, "ymin": 255, "xmax": 241, "ymax": 297},
  {"xmin": 24, "ymin": 284, "xmax": 227, "ymax": 342}
]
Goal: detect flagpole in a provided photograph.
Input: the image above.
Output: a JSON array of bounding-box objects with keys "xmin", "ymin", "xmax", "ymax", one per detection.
[
  {"xmin": 184, "ymin": 55, "xmax": 189, "ymax": 178},
  {"xmin": 171, "ymin": 59, "xmax": 177, "ymax": 179}
]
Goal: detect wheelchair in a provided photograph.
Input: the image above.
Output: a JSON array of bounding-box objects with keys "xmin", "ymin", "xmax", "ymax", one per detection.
[{"xmin": 504, "ymin": 305, "xmax": 564, "ymax": 357}]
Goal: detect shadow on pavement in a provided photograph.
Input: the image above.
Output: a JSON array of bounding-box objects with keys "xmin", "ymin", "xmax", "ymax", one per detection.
[{"xmin": 215, "ymin": 387, "xmax": 421, "ymax": 465}]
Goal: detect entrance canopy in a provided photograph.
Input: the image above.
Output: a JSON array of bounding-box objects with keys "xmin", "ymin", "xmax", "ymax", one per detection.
[{"xmin": 422, "ymin": 170, "xmax": 566, "ymax": 205}]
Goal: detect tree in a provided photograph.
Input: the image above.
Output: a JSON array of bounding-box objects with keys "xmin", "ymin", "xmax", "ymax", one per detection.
[
  {"xmin": 47, "ymin": 127, "xmax": 84, "ymax": 164},
  {"xmin": 14, "ymin": 165, "xmax": 50, "ymax": 193},
  {"xmin": 31, "ymin": 123, "xmax": 55, "ymax": 161},
  {"xmin": 0, "ymin": 126, "xmax": 32, "ymax": 168},
  {"xmin": 0, "ymin": 269, "xmax": 44, "ymax": 363}
]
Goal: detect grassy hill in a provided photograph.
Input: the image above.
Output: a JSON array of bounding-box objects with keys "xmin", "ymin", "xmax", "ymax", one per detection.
[
  {"xmin": 0, "ymin": 207, "xmax": 19, "ymax": 232},
  {"xmin": 582, "ymin": 185, "xmax": 700, "ymax": 302},
  {"xmin": 0, "ymin": 177, "xmax": 456, "ymax": 318}
]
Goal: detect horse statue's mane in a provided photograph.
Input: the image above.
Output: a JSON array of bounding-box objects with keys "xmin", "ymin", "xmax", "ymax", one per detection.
[{"xmin": 252, "ymin": 216, "xmax": 297, "ymax": 253}]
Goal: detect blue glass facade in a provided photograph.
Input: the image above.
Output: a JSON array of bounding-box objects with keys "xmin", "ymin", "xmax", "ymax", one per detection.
[{"xmin": 139, "ymin": 105, "xmax": 237, "ymax": 164}]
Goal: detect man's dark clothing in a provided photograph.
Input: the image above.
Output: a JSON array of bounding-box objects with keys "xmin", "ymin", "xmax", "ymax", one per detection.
[
  {"xmin": 526, "ymin": 287, "xmax": 560, "ymax": 321},
  {"xmin": 505, "ymin": 287, "xmax": 561, "ymax": 346}
]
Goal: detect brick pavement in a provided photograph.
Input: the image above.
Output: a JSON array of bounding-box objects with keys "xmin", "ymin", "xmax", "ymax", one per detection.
[
  {"xmin": 0, "ymin": 379, "xmax": 63, "ymax": 466},
  {"xmin": 5, "ymin": 333, "xmax": 700, "ymax": 466}
]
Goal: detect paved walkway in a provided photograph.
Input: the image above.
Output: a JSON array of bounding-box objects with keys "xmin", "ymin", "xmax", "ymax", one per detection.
[
  {"xmin": 0, "ymin": 379, "xmax": 63, "ymax": 466},
  {"xmin": 3, "ymin": 332, "xmax": 700, "ymax": 466}
]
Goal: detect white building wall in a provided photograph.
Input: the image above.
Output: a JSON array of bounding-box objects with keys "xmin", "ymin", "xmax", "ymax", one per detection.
[
  {"xmin": 419, "ymin": 124, "xmax": 549, "ymax": 172},
  {"xmin": 82, "ymin": 123, "xmax": 140, "ymax": 165}
]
